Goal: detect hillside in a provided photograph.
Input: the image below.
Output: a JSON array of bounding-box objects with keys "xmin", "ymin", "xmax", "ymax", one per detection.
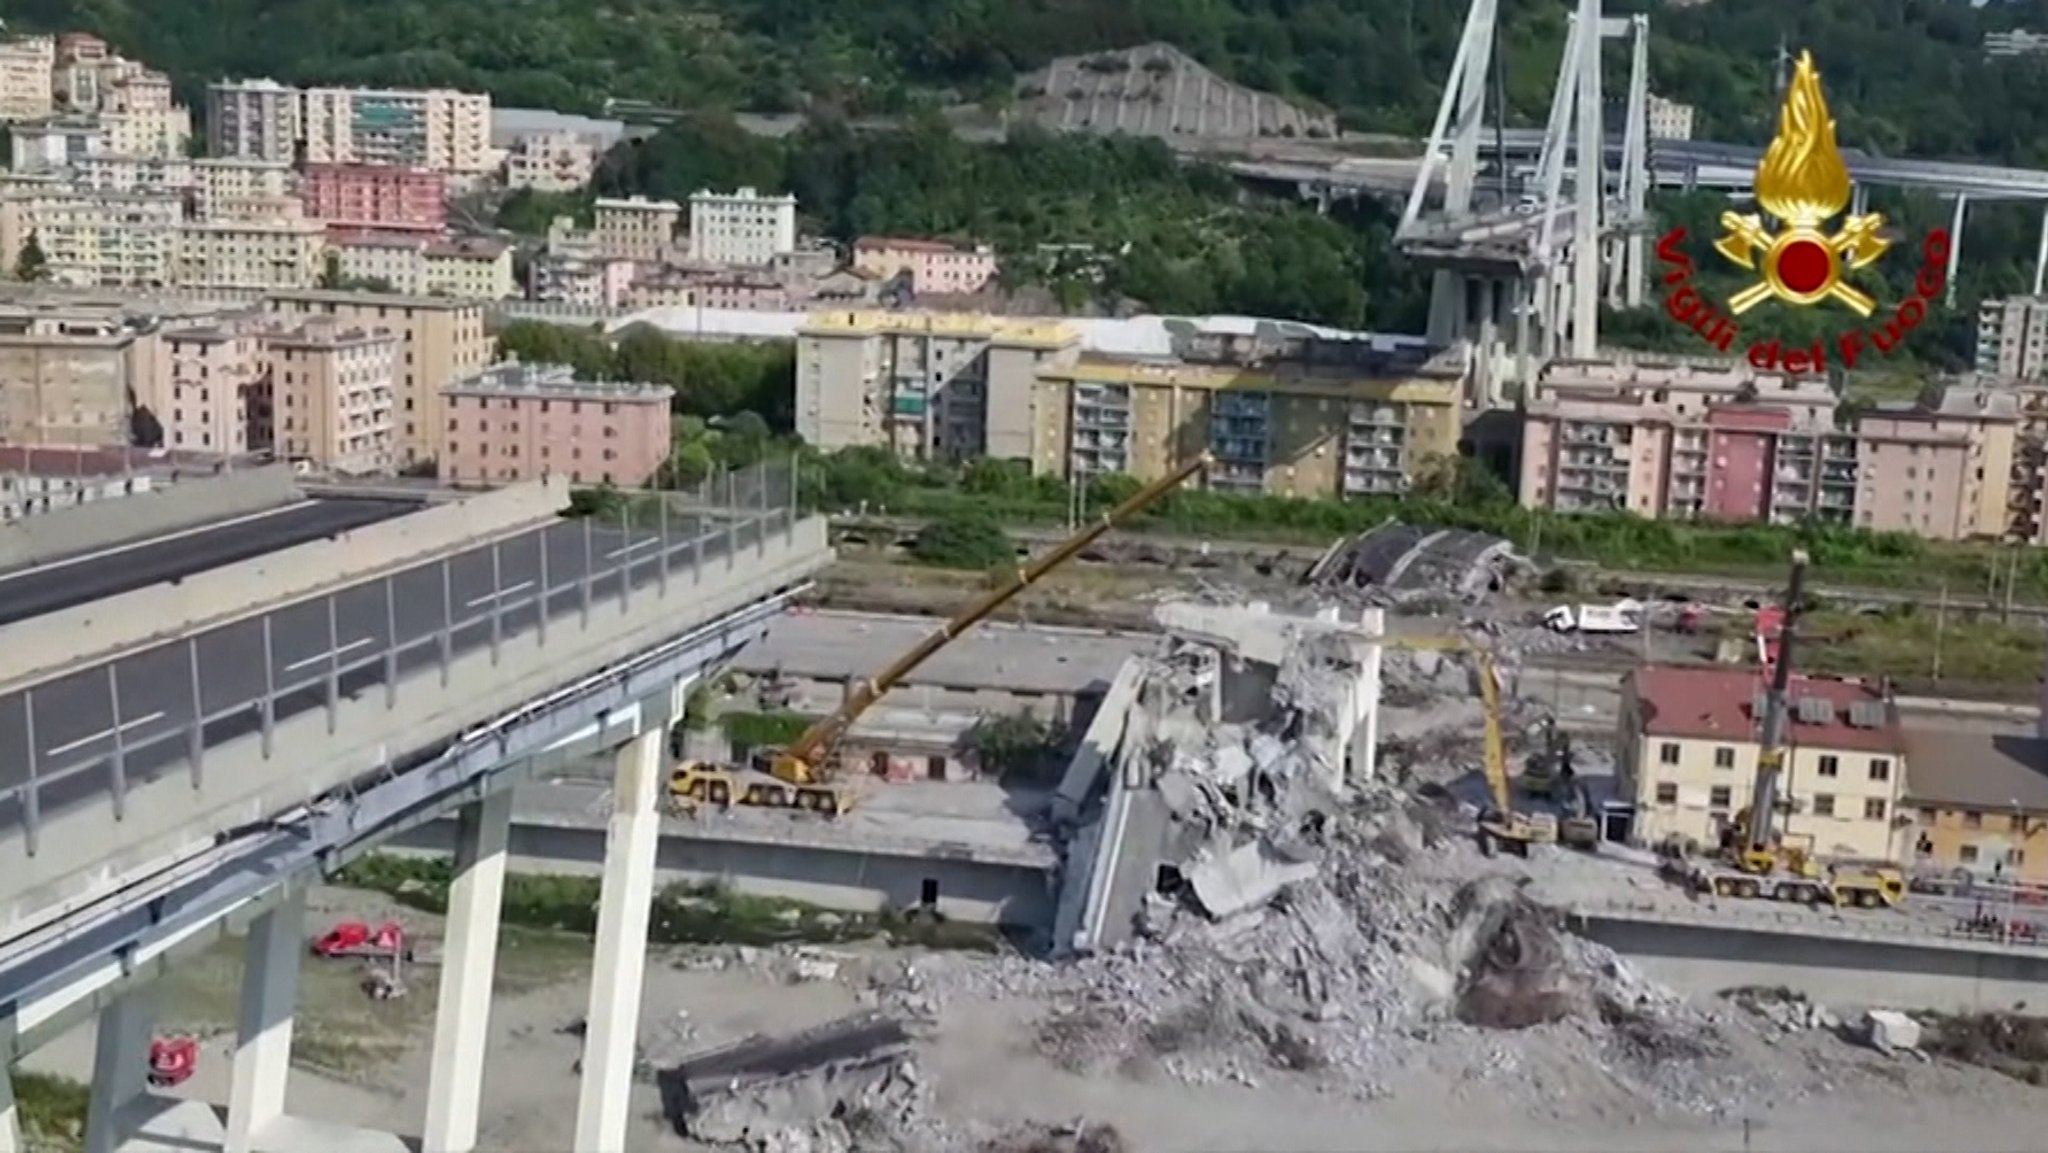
[{"xmin": 15, "ymin": 0, "xmax": 2048, "ymax": 164}]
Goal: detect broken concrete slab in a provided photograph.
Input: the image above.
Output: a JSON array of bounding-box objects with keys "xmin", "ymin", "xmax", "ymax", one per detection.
[
  {"xmin": 1865, "ymin": 1009, "xmax": 1923, "ymax": 1055},
  {"xmin": 1187, "ymin": 841, "xmax": 1320, "ymax": 920}
]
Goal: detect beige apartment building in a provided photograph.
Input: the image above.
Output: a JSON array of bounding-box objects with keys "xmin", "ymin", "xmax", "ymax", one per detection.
[
  {"xmin": 594, "ymin": 197, "xmax": 680, "ymax": 262},
  {"xmin": 1855, "ymin": 392, "xmax": 2015, "ymax": 539},
  {"xmin": 625, "ymin": 268, "xmax": 792, "ymax": 312},
  {"xmin": 851, "ymin": 236, "xmax": 998, "ymax": 295},
  {"xmin": 1977, "ymin": 295, "xmax": 2048, "ymax": 381},
  {"xmin": 1618, "ymin": 664, "xmax": 1907, "ymax": 862},
  {"xmin": 205, "ymin": 78, "xmax": 302, "ymax": 164},
  {"xmin": 265, "ymin": 289, "xmax": 491, "ymax": 466},
  {"xmin": 687, "ymin": 187, "xmax": 796, "ymax": 266},
  {"xmin": 301, "ymin": 86, "xmax": 492, "ymax": 175},
  {"xmin": 39, "ymin": 156, "xmax": 293, "ymax": 222},
  {"xmin": 0, "ymin": 36, "xmax": 56, "ymax": 122},
  {"xmin": 159, "ymin": 324, "xmax": 267, "ymax": 455},
  {"xmin": 504, "ymin": 132, "xmax": 597, "ymax": 193},
  {"xmin": 100, "ymin": 104, "xmax": 192, "ymax": 160},
  {"xmin": 174, "ymin": 216, "xmax": 326, "ymax": 291},
  {"xmin": 0, "ymin": 187, "xmax": 182, "ymax": 287},
  {"xmin": 794, "ymin": 310, "xmax": 1464, "ymax": 495},
  {"xmin": 0, "ymin": 304, "xmax": 155, "ymax": 446},
  {"xmin": 9, "ymin": 119, "xmax": 104, "ymax": 172},
  {"xmin": 328, "ymin": 234, "xmax": 515, "ymax": 299},
  {"xmin": 268, "ymin": 318, "xmax": 398, "ymax": 474},
  {"xmin": 440, "ymin": 362, "xmax": 672, "ymax": 488}
]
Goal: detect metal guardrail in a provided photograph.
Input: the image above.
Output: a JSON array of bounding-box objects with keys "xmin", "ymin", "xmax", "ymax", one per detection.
[
  {"xmin": 1574, "ymin": 894, "xmax": 2048, "ymax": 955},
  {"xmin": 0, "ymin": 460, "xmax": 803, "ymax": 855}
]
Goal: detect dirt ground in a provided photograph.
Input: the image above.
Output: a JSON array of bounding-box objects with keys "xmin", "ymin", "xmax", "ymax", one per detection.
[{"xmin": 20, "ymin": 883, "xmax": 2048, "ymax": 1153}]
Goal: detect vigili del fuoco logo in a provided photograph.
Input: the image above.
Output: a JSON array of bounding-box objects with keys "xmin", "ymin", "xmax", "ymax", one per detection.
[{"xmin": 1654, "ymin": 51, "xmax": 1949, "ymax": 374}]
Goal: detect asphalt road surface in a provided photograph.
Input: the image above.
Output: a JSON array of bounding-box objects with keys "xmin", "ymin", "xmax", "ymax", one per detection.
[
  {"xmin": 738, "ymin": 612, "xmax": 1148, "ymax": 694},
  {"xmin": 0, "ymin": 498, "xmax": 419, "ymax": 626},
  {"xmin": 0, "ymin": 510, "xmax": 774, "ymax": 834}
]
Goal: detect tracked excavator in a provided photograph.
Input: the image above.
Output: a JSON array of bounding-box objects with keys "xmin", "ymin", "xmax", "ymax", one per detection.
[
  {"xmin": 669, "ymin": 453, "xmax": 1214, "ymax": 815},
  {"xmin": 1680, "ymin": 550, "xmax": 1905, "ymax": 908}
]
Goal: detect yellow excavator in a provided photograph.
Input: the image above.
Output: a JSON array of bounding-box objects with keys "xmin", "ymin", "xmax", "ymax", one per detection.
[
  {"xmin": 670, "ymin": 453, "xmax": 1214, "ymax": 815},
  {"xmin": 1681, "ymin": 550, "xmax": 1904, "ymax": 908}
]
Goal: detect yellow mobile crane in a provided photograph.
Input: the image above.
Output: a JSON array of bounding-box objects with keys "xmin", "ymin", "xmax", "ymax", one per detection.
[
  {"xmin": 1684, "ymin": 550, "xmax": 1904, "ymax": 908},
  {"xmin": 670, "ymin": 453, "xmax": 1214, "ymax": 815}
]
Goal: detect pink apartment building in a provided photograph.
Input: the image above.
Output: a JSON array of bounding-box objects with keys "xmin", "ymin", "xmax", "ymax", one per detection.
[
  {"xmin": 299, "ymin": 163, "xmax": 446, "ymax": 232},
  {"xmin": 439, "ymin": 361, "xmax": 672, "ymax": 487},
  {"xmin": 851, "ymin": 236, "xmax": 998, "ymax": 295}
]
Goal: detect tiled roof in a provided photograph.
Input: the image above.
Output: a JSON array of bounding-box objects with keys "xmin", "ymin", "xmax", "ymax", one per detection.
[
  {"xmin": 1902, "ymin": 729, "xmax": 2048, "ymax": 813},
  {"xmin": 1627, "ymin": 663, "xmax": 1904, "ymax": 754}
]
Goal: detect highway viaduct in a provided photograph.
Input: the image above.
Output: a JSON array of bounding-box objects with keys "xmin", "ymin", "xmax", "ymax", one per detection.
[{"xmin": 0, "ymin": 459, "xmax": 833, "ymax": 1153}]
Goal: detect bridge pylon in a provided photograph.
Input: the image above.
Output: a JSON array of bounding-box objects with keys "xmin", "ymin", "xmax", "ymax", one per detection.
[{"xmin": 1397, "ymin": 0, "xmax": 1652, "ymax": 402}]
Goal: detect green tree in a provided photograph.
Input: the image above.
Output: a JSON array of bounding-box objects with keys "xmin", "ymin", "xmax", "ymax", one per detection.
[
  {"xmin": 966, "ymin": 710, "xmax": 1060, "ymax": 780},
  {"xmin": 910, "ymin": 512, "xmax": 1013, "ymax": 569},
  {"xmin": 14, "ymin": 231, "xmax": 47, "ymax": 282}
]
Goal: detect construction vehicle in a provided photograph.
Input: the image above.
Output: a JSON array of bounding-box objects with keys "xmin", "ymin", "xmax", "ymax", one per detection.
[
  {"xmin": 1520, "ymin": 716, "xmax": 1575, "ymax": 801},
  {"xmin": 311, "ymin": 919, "xmax": 413, "ymax": 961},
  {"xmin": 1472, "ymin": 647, "xmax": 1551, "ymax": 856},
  {"xmin": 670, "ymin": 453, "xmax": 1215, "ymax": 815},
  {"xmin": 148, "ymin": 1036, "xmax": 198, "ymax": 1087},
  {"xmin": 1679, "ymin": 550, "xmax": 1906, "ymax": 909}
]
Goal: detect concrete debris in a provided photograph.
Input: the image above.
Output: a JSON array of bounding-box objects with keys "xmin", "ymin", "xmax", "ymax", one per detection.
[
  {"xmin": 1720, "ymin": 986, "xmax": 1838, "ymax": 1036},
  {"xmin": 977, "ymin": 1120, "xmax": 1129, "ymax": 1152},
  {"xmin": 1187, "ymin": 841, "xmax": 1320, "ymax": 920},
  {"xmin": 1864, "ymin": 1009, "xmax": 1924, "ymax": 1056},
  {"xmin": 1306, "ymin": 521, "xmax": 1525, "ymax": 606},
  {"xmin": 658, "ymin": 1013, "xmax": 922, "ymax": 1152}
]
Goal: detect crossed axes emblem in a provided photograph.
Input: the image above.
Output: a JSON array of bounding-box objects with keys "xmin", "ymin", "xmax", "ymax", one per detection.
[{"xmin": 1713, "ymin": 211, "xmax": 1891, "ymax": 317}]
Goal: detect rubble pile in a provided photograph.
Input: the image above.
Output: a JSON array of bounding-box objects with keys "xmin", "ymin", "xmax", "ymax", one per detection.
[
  {"xmin": 1720, "ymin": 985, "xmax": 1841, "ymax": 1036},
  {"xmin": 976, "ymin": 1120, "xmax": 1129, "ymax": 1152},
  {"xmin": 656, "ymin": 1013, "xmax": 931, "ymax": 1153}
]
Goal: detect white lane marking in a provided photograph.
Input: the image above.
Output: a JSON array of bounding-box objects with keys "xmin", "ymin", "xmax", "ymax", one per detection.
[
  {"xmin": 44, "ymin": 711, "xmax": 167, "ymax": 757},
  {"xmin": 604, "ymin": 537, "xmax": 661, "ymax": 559},
  {"xmin": 0, "ymin": 502, "xmax": 311, "ymax": 585},
  {"xmin": 283, "ymin": 636, "xmax": 373, "ymax": 673},
  {"xmin": 466, "ymin": 580, "xmax": 534, "ymax": 608}
]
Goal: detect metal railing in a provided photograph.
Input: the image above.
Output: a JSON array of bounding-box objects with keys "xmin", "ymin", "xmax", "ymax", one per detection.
[{"xmin": 0, "ymin": 459, "xmax": 804, "ymax": 855}]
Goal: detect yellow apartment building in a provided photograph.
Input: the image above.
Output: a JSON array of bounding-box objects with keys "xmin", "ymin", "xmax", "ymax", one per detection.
[
  {"xmin": 264, "ymin": 289, "xmax": 491, "ymax": 467},
  {"xmin": 795, "ymin": 310, "xmax": 1080, "ymax": 461},
  {"xmin": 423, "ymin": 238, "xmax": 514, "ymax": 300},
  {"xmin": 160, "ymin": 325, "xmax": 266, "ymax": 455},
  {"xmin": 0, "ymin": 188, "xmax": 182, "ymax": 287},
  {"xmin": 593, "ymin": 197, "xmax": 681, "ymax": 263},
  {"xmin": 1900, "ymin": 729, "xmax": 2048, "ymax": 883},
  {"xmin": 0, "ymin": 36, "xmax": 55, "ymax": 122},
  {"xmin": 1033, "ymin": 354, "xmax": 1462, "ymax": 497},
  {"xmin": 266, "ymin": 318, "xmax": 399, "ymax": 475},
  {"xmin": 1617, "ymin": 664, "xmax": 1908, "ymax": 861},
  {"xmin": 0, "ymin": 305, "xmax": 157, "ymax": 446},
  {"xmin": 174, "ymin": 217, "xmax": 326, "ymax": 291},
  {"xmin": 1855, "ymin": 393, "xmax": 2015, "ymax": 541}
]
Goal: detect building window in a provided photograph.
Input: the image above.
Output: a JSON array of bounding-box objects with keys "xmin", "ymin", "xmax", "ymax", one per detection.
[
  {"xmin": 1818, "ymin": 755, "xmax": 1839, "ymax": 778},
  {"xmin": 1864, "ymin": 798, "xmax": 1887, "ymax": 821},
  {"xmin": 1658, "ymin": 742, "xmax": 1680, "ymax": 766},
  {"xmin": 1869, "ymin": 757, "xmax": 1891, "ymax": 782},
  {"xmin": 1654, "ymin": 783, "xmax": 1678, "ymax": 805},
  {"xmin": 1919, "ymin": 807, "xmax": 1938, "ymax": 825},
  {"xmin": 1965, "ymin": 811, "xmax": 1983, "ymax": 828},
  {"xmin": 1709, "ymin": 786, "xmax": 1732, "ymax": 811},
  {"xmin": 1813, "ymin": 794, "xmax": 1835, "ymax": 817},
  {"xmin": 1714, "ymin": 746, "xmax": 1735, "ymax": 769},
  {"xmin": 1961, "ymin": 844, "xmax": 1980, "ymax": 864}
]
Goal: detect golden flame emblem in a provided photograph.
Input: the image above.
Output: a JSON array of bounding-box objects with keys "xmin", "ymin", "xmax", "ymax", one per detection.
[{"xmin": 1713, "ymin": 51, "xmax": 1889, "ymax": 316}]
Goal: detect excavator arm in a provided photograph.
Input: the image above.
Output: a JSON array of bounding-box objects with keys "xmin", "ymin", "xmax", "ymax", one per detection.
[{"xmin": 766, "ymin": 453, "xmax": 1214, "ymax": 782}]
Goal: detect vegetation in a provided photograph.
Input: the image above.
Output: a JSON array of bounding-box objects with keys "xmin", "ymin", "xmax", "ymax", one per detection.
[
  {"xmin": 717, "ymin": 709, "xmax": 813, "ymax": 754},
  {"xmin": 14, "ymin": 231, "xmax": 47, "ymax": 282},
  {"xmin": 966, "ymin": 710, "xmax": 1064, "ymax": 781},
  {"xmin": 13, "ymin": 1070, "xmax": 87, "ymax": 1150},
  {"xmin": 910, "ymin": 512, "xmax": 1014, "ymax": 570},
  {"xmin": 498, "ymin": 320, "xmax": 794, "ymax": 429},
  {"xmin": 334, "ymin": 853, "xmax": 1000, "ymax": 950}
]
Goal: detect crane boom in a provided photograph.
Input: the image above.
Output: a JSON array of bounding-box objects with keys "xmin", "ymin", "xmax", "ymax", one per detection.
[
  {"xmin": 1476, "ymin": 651, "xmax": 1512, "ymax": 815},
  {"xmin": 1744, "ymin": 548, "xmax": 1809, "ymax": 856},
  {"xmin": 773, "ymin": 453, "xmax": 1213, "ymax": 776}
]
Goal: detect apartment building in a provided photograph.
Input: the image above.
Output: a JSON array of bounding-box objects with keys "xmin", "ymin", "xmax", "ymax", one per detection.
[
  {"xmin": 1646, "ymin": 94, "xmax": 1695, "ymax": 141},
  {"xmin": 299, "ymin": 163, "xmax": 446, "ymax": 232},
  {"xmin": 206, "ymin": 79, "xmax": 302, "ymax": 164},
  {"xmin": 1976, "ymin": 295, "xmax": 2048, "ymax": 381},
  {"xmin": 0, "ymin": 304, "xmax": 155, "ymax": 446},
  {"xmin": 268, "ymin": 318, "xmax": 398, "ymax": 474},
  {"xmin": 626, "ymin": 268, "xmax": 792, "ymax": 312},
  {"xmin": 424, "ymin": 238, "xmax": 513, "ymax": 300},
  {"xmin": 1855, "ymin": 390, "xmax": 2015, "ymax": 540},
  {"xmin": 1987, "ymin": 29, "xmax": 2048, "ymax": 59},
  {"xmin": 192, "ymin": 159, "xmax": 297, "ymax": 222},
  {"xmin": 174, "ymin": 216, "xmax": 326, "ymax": 291},
  {"xmin": 327, "ymin": 233, "xmax": 513, "ymax": 299},
  {"xmin": 101, "ymin": 103, "xmax": 192, "ymax": 161},
  {"xmin": 1618, "ymin": 664, "xmax": 1907, "ymax": 862},
  {"xmin": 594, "ymin": 196, "xmax": 680, "ymax": 263},
  {"xmin": 159, "ymin": 325, "xmax": 266, "ymax": 455},
  {"xmin": 265, "ymin": 289, "xmax": 491, "ymax": 466},
  {"xmin": 528, "ymin": 253, "xmax": 634, "ymax": 308},
  {"xmin": 795, "ymin": 310, "xmax": 1463, "ymax": 493},
  {"xmin": 504, "ymin": 132, "xmax": 596, "ymax": 193},
  {"xmin": 851, "ymin": 236, "xmax": 998, "ymax": 295},
  {"xmin": 1901, "ymin": 729, "xmax": 2048, "ymax": 883},
  {"xmin": 10, "ymin": 119, "xmax": 105, "ymax": 172},
  {"xmin": 1518, "ymin": 358, "xmax": 1842, "ymax": 519},
  {"xmin": 687, "ymin": 187, "xmax": 796, "ymax": 267},
  {"xmin": 440, "ymin": 361, "xmax": 672, "ymax": 487},
  {"xmin": 327, "ymin": 233, "xmax": 426, "ymax": 291},
  {"xmin": 0, "ymin": 36, "xmax": 56, "ymax": 122},
  {"xmin": 52, "ymin": 33, "xmax": 114, "ymax": 111},
  {"xmin": 301, "ymin": 86, "xmax": 492, "ymax": 175},
  {"xmin": 0, "ymin": 187, "xmax": 182, "ymax": 287}
]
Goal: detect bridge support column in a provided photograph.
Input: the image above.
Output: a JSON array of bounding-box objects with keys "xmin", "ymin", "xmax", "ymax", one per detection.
[
  {"xmin": 2033, "ymin": 205, "xmax": 2048, "ymax": 296},
  {"xmin": 1, "ymin": 1061, "xmax": 21, "ymax": 1153},
  {"xmin": 422, "ymin": 787, "xmax": 514, "ymax": 1153},
  {"xmin": 84, "ymin": 988, "xmax": 155, "ymax": 1153},
  {"xmin": 225, "ymin": 892, "xmax": 305, "ymax": 1153},
  {"xmin": 1947, "ymin": 194, "xmax": 1969, "ymax": 309},
  {"xmin": 573, "ymin": 678, "xmax": 690, "ymax": 1153}
]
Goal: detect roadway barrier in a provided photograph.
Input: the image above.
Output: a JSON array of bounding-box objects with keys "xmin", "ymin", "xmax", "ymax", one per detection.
[
  {"xmin": 0, "ymin": 476, "xmax": 570, "ymax": 691},
  {"xmin": 0, "ymin": 464, "xmax": 300, "ymax": 572}
]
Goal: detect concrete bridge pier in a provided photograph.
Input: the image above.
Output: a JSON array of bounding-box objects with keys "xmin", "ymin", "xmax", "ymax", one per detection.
[
  {"xmin": 422, "ymin": 789, "xmax": 515, "ymax": 1153},
  {"xmin": 84, "ymin": 988, "xmax": 156, "ymax": 1153},
  {"xmin": 0, "ymin": 1061, "xmax": 18, "ymax": 1153},
  {"xmin": 573, "ymin": 676, "xmax": 693, "ymax": 1153},
  {"xmin": 223, "ymin": 895, "xmax": 305, "ymax": 1153}
]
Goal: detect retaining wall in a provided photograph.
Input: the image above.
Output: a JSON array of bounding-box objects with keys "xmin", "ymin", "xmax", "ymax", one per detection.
[
  {"xmin": 0, "ymin": 465, "xmax": 300, "ymax": 574},
  {"xmin": 0, "ymin": 477, "xmax": 569, "ymax": 690}
]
